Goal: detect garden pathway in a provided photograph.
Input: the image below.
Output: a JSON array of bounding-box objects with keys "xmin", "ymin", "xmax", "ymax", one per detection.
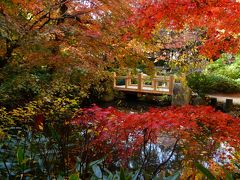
[{"xmin": 207, "ymin": 93, "xmax": 240, "ymax": 105}]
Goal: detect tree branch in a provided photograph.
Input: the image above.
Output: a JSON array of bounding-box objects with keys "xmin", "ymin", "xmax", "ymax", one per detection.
[
  {"xmin": 29, "ymin": 12, "xmax": 50, "ymax": 30},
  {"xmin": 151, "ymin": 138, "xmax": 180, "ymax": 178}
]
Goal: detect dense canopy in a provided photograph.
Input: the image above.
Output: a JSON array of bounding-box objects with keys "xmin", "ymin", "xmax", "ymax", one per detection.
[{"xmin": 2, "ymin": 0, "xmax": 240, "ymax": 66}]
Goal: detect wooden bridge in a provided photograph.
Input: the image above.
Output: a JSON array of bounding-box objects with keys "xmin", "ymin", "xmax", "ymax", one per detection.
[{"xmin": 113, "ymin": 72, "xmax": 175, "ymax": 95}]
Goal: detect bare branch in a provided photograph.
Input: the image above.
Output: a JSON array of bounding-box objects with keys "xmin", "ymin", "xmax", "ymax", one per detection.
[{"xmin": 151, "ymin": 138, "xmax": 180, "ymax": 178}]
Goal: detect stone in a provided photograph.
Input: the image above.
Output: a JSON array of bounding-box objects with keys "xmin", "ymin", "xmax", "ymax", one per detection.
[
  {"xmin": 172, "ymin": 83, "xmax": 192, "ymax": 106},
  {"xmin": 192, "ymin": 96, "xmax": 207, "ymax": 105},
  {"xmin": 223, "ymin": 99, "xmax": 233, "ymax": 112}
]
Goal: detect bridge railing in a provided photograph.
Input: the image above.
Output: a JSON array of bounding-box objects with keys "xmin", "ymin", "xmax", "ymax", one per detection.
[{"xmin": 113, "ymin": 72, "xmax": 175, "ymax": 95}]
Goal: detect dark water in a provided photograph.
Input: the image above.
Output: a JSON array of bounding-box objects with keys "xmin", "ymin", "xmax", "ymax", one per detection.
[{"xmin": 96, "ymin": 96, "xmax": 172, "ymax": 113}]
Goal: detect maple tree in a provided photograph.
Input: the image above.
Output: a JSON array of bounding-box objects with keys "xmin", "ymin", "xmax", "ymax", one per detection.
[
  {"xmin": 2, "ymin": 0, "xmax": 240, "ymax": 68},
  {"xmin": 71, "ymin": 105, "xmax": 240, "ymax": 177},
  {"xmin": 131, "ymin": 0, "xmax": 240, "ymax": 60},
  {"xmin": 0, "ymin": 0, "xmax": 137, "ymax": 70},
  {"xmin": 142, "ymin": 28, "xmax": 208, "ymax": 73},
  {"xmin": 3, "ymin": 0, "xmax": 238, "ymax": 70},
  {"xmin": 0, "ymin": 0, "xmax": 142, "ymax": 108}
]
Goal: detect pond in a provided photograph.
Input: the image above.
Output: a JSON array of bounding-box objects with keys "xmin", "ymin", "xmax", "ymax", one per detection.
[
  {"xmin": 0, "ymin": 95, "xmax": 239, "ymax": 179},
  {"xmin": 97, "ymin": 95, "xmax": 172, "ymax": 113}
]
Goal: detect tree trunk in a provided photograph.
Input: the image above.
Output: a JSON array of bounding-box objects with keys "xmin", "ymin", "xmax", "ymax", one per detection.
[{"xmin": 0, "ymin": 39, "xmax": 18, "ymax": 68}]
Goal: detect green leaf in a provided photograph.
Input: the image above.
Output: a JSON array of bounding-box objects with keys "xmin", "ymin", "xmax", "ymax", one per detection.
[
  {"xmin": 132, "ymin": 170, "xmax": 140, "ymax": 180},
  {"xmin": 89, "ymin": 158, "xmax": 104, "ymax": 167},
  {"xmin": 226, "ymin": 173, "xmax": 234, "ymax": 180},
  {"xmin": 16, "ymin": 147, "xmax": 24, "ymax": 164},
  {"xmin": 48, "ymin": 125, "xmax": 61, "ymax": 143},
  {"xmin": 57, "ymin": 175, "xmax": 65, "ymax": 180},
  {"xmin": 195, "ymin": 162, "xmax": 216, "ymax": 180},
  {"xmin": 75, "ymin": 157, "xmax": 82, "ymax": 172},
  {"xmin": 69, "ymin": 173, "xmax": 79, "ymax": 180},
  {"xmin": 92, "ymin": 164, "xmax": 102, "ymax": 179},
  {"xmin": 163, "ymin": 171, "xmax": 180, "ymax": 180},
  {"xmin": 120, "ymin": 167, "xmax": 126, "ymax": 180},
  {"xmin": 38, "ymin": 159, "xmax": 45, "ymax": 172},
  {"xmin": 23, "ymin": 168, "xmax": 32, "ymax": 173},
  {"xmin": 234, "ymin": 163, "xmax": 240, "ymax": 170}
]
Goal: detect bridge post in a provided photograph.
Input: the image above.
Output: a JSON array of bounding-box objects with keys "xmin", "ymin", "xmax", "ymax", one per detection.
[
  {"xmin": 152, "ymin": 72, "xmax": 157, "ymax": 89},
  {"xmin": 113, "ymin": 72, "xmax": 116, "ymax": 88},
  {"xmin": 125, "ymin": 72, "xmax": 131, "ymax": 89},
  {"xmin": 138, "ymin": 73, "xmax": 143, "ymax": 91},
  {"xmin": 153, "ymin": 78, "xmax": 157, "ymax": 92},
  {"xmin": 127, "ymin": 71, "xmax": 131, "ymax": 86},
  {"xmin": 168, "ymin": 75, "xmax": 174, "ymax": 95}
]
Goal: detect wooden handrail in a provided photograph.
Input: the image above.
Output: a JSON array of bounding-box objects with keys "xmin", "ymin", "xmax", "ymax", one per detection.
[{"xmin": 113, "ymin": 72, "xmax": 175, "ymax": 95}]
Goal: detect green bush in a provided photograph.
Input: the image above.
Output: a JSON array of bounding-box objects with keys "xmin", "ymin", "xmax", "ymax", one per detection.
[
  {"xmin": 0, "ymin": 66, "xmax": 53, "ymax": 109},
  {"xmin": 187, "ymin": 72, "xmax": 240, "ymax": 95},
  {"xmin": 0, "ymin": 64, "xmax": 114, "ymax": 109},
  {"xmin": 187, "ymin": 54, "xmax": 240, "ymax": 95},
  {"xmin": 205, "ymin": 54, "xmax": 240, "ymax": 80}
]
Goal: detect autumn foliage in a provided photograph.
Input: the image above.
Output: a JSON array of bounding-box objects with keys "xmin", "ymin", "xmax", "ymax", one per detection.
[
  {"xmin": 71, "ymin": 105, "xmax": 240, "ymax": 170},
  {"xmin": 2, "ymin": 0, "xmax": 240, "ymax": 66},
  {"xmin": 131, "ymin": 0, "xmax": 240, "ymax": 59},
  {"xmin": 0, "ymin": 0, "xmax": 133, "ymax": 69}
]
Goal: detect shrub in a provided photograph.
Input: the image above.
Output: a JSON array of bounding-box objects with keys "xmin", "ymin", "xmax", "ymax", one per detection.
[
  {"xmin": 0, "ymin": 73, "xmax": 41, "ymax": 108},
  {"xmin": 205, "ymin": 54, "xmax": 240, "ymax": 80},
  {"xmin": 187, "ymin": 72, "xmax": 240, "ymax": 95},
  {"xmin": 187, "ymin": 54, "xmax": 240, "ymax": 95},
  {"xmin": 0, "ymin": 65, "xmax": 113, "ymax": 109}
]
